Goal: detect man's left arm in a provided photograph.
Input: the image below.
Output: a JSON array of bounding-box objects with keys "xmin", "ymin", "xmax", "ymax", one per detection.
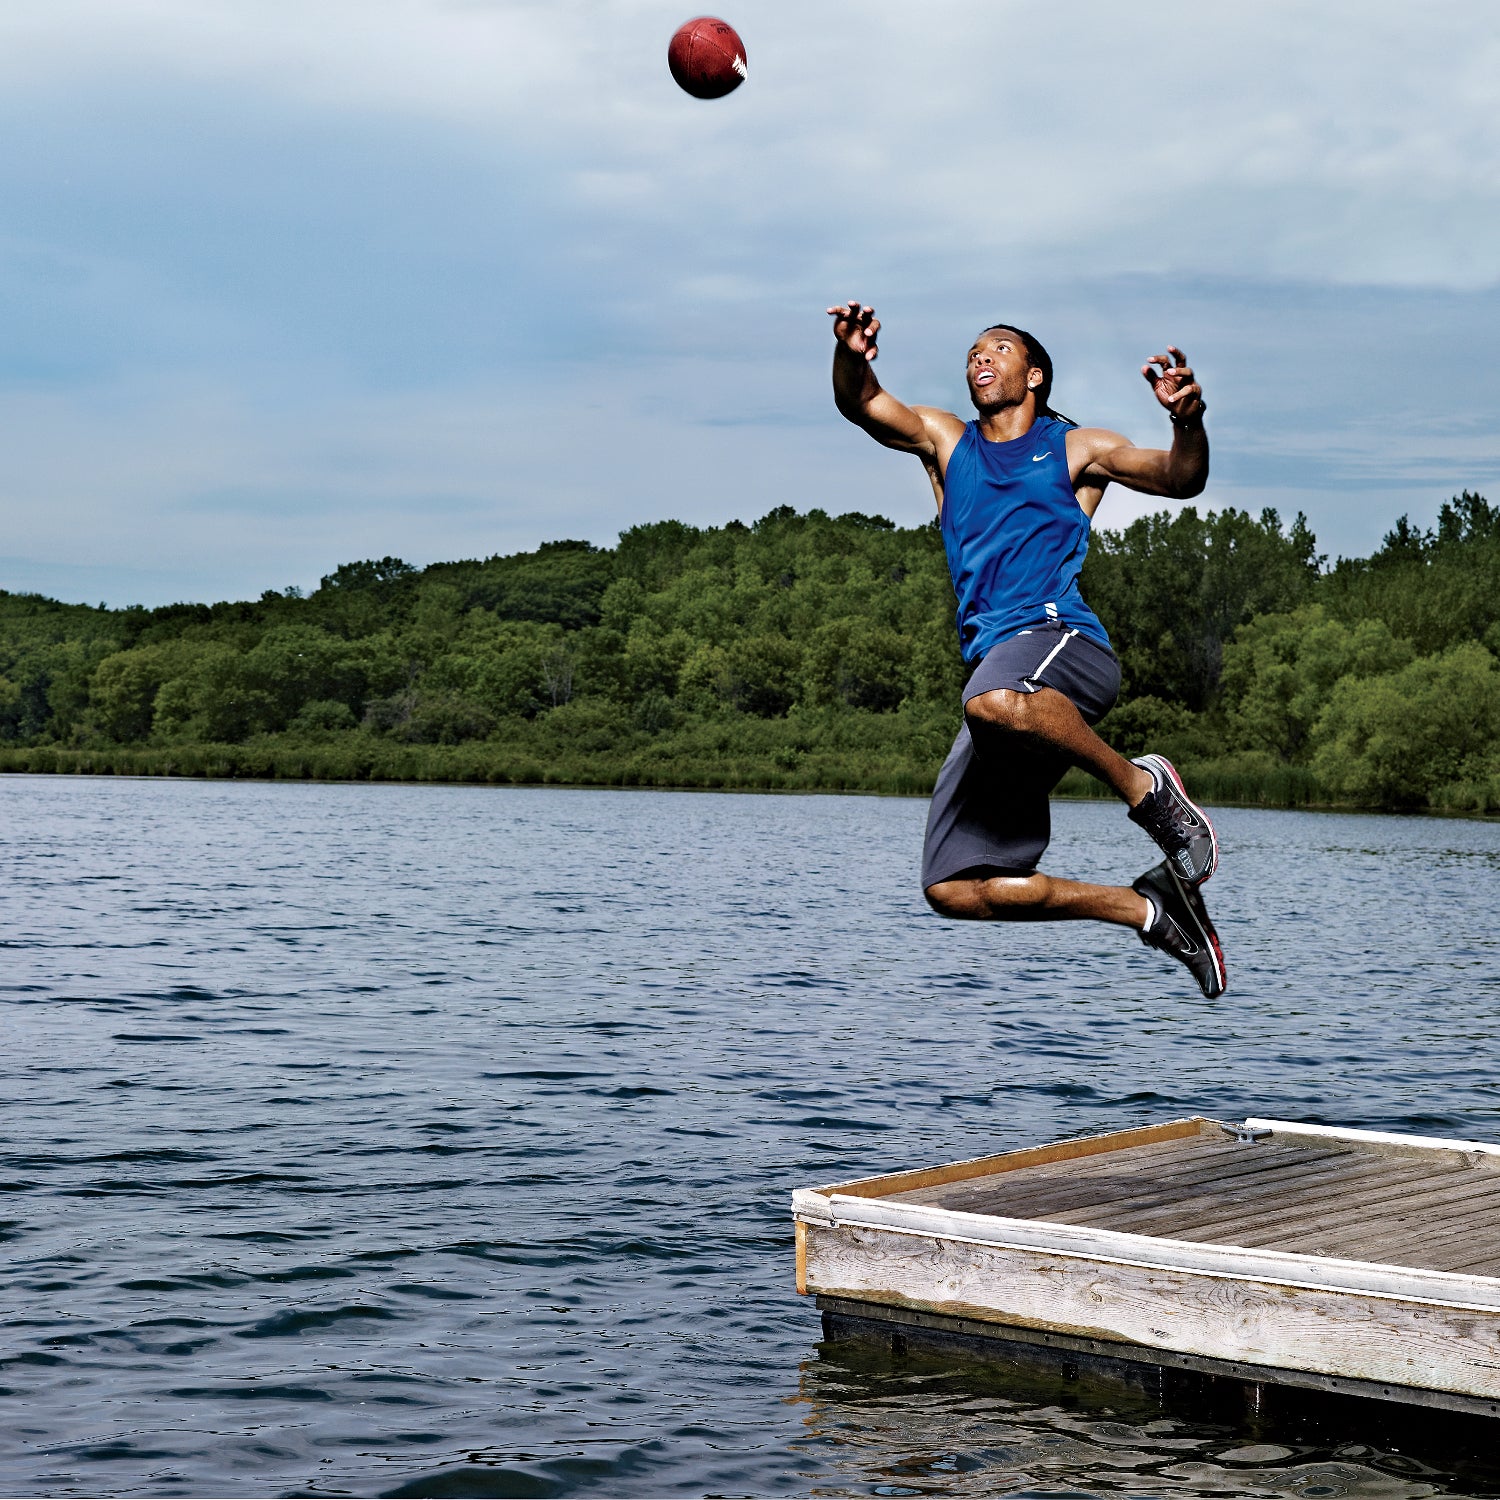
[{"xmin": 1073, "ymin": 346, "xmax": 1209, "ymax": 502}]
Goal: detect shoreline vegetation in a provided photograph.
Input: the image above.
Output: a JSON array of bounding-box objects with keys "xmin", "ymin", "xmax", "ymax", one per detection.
[{"xmin": 3, "ymin": 496, "xmax": 1499, "ymax": 816}]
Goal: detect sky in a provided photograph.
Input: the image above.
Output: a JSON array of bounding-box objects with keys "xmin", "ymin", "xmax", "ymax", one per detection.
[{"xmin": 2, "ymin": 0, "xmax": 1499, "ymax": 606}]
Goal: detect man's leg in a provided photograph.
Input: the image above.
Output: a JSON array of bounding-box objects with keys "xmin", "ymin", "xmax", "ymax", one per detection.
[
  {"xmin": 918, "ymin": 708, "xmax": 1227, "ymax": 996},
  {"xmin": 925, "ymin": 865, "xmax": 1227, "ymax": 999},
  {"xmin": 965, "ymin": 685, "xmax": 1153, "ymax": 806},
  {"xmin": 926, "ymin": 869, "xmax": 1146, "ymax": 926},
  {"xmin": 966, "ymin": 683, "xmax": 1220, "ymax": 885}
]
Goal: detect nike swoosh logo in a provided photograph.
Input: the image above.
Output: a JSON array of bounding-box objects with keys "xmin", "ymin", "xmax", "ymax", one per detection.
[
  {"xmin": 1167, "ymin": 918, "xmax": 1199, "ymax": 955},
  {"xmin": 1032, "ymin": 452, "xmax": 1050, "ymax": 462}
]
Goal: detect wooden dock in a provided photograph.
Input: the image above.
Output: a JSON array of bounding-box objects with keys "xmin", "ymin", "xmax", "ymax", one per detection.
[{"xmin": 792, "ymin": 1116, "xmax": 1500, "ymax": 1414}]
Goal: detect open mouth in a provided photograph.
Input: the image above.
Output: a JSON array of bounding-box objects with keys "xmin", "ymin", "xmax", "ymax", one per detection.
[{"xmin": 974, "ymin": 370, "xmax": 995, "ymax": 387}]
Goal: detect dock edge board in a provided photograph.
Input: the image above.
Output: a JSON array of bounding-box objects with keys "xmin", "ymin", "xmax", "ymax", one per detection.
[
  {"xmin": 797, "ymin": 1218, "xmax": 1500, "ymax": 1399},
  {"xmin": 815, "ymin": 1295, "xmax": 1500, "ymax": 1421},
  {"xmin": 790, "ymin": 1189, "xmax": 1500, "ymax": 1311},
  {"xmin": 804, "ymin": 1115, "xmax": 1220, "ymax": 1201}
]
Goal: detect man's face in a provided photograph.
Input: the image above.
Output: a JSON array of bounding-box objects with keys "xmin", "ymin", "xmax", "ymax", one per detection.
[{"xmin": 966, "ymin": 330, "xmax": 1042, "ymax": 413}]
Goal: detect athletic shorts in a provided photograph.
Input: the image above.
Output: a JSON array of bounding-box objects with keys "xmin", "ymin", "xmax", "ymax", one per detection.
[{"xmin": 920, "ymin": 622, "xmax": 1122, "ymax": 888}]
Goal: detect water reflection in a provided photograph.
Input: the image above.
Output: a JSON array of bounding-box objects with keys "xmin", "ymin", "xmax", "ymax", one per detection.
[{"xmin": 795, "ymin": 1325, "xmax": 1497, "ymax": 1497}]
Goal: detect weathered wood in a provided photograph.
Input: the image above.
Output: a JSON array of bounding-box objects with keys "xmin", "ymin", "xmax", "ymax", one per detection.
[
  {"xmin": 1172, "ymin": 1171, "xmax": 1500, "ymax": 1250},
  {"xmin": 1440, "ymin": 1251, "xmax": 1500, "ymax": 1278},
  {"xmin": 794, "ymin": 1116, "xmax": 1500, "ymax": 1401},
  {"xmin": 898, "ymin": 1143, "xmax": 1353, "ymax": 1221},
  {"xmin": 795, "ymin": 1220, "xmax": 807, "ymax": 1295},
  {"xmin": 802, "ymin": 1221, "xmax": 1500, "ymax": 1399},
  {"xmin": 817, "ymin": 1115, "xmax": 1215, "ymax": 1201},
  {"xmin": 1213, "ymin": 1178, "xmax": 1500, "ymax": 1254},
  {"xmin": 1077, "ymin": 1158, "xmax": 1491, "ymax": 1245},
  {"xmin": 1342, "ymin": 1216, "xmax": 1500, "ymax": 1275},
  {"xmin": 894, "ymin": 1132, "xmax": 1285, "ymax": 1201},
  {"xmin": 1010, "ymin": 1152, "xmax": 1414, "ymax": 1231},
  {"xmin": 921, "ymin": 1146, "xmax": 1499, "ymax": 1272},
  {"xmin": 809, "ymin": 1191, "xmax": 1500, "ymax": 1309},
  {"xmin": 1243, "ymin": 1118, "xmax": 1500, "ymax": 1167}
]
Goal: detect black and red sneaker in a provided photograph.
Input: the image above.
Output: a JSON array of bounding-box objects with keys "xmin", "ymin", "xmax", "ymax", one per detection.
[
  {"xmin": 1128, "ymin": 753, "xmax": 1220, "ymax": 885},
  {"xmin": 1132, "ymin": 860, "xmax": 1227, "ymax": 999}
]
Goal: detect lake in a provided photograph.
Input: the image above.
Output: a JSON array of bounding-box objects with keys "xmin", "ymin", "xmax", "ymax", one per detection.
[{"xmin": 3, "ymin": 775, "xmax": 1499, "ymax": 1497}]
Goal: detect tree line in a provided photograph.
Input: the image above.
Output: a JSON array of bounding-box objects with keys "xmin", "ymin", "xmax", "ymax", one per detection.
[{"xmin": 2, "ymin": 493, "xmax": 1498, "ymax": 813}]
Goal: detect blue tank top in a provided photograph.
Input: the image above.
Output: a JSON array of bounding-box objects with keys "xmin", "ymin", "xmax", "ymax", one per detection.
[{"xmin": 940, "ymin": 414, "xmax": 1111, "ymax": 663}]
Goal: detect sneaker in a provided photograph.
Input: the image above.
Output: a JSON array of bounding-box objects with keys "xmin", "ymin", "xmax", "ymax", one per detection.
[
  {"xmin": 1128, "ymin": 753, "xmax": 1219, "ymax": 884},
  {"xmin": 1132, "ymin": 860, "xmax": 1227, "ymax": 999}
]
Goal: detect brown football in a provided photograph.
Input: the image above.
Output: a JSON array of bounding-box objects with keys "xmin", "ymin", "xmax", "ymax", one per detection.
[{"xmin": 667, "ymin": 17, "xmax": 747, "ymax": 100}]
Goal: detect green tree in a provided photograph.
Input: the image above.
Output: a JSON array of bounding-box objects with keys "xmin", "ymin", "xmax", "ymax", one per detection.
[
  {"xmin": 154, "ymin": 644, "xmax": 277, "ymax": 742},
  {"xmin": 91, "ymin": 645, "xmax": 183, "ymax": 741},
  {"xmin": 1083, "ymin": 506, "xmax": 1321, "ymax": 709},
  {"xmin": 722, "ymin": 633, "xmax": 802, "ymax": 717},
  {"xmin": 1321, "ymin": 492, "xmax": 1500, "ymax": 654},
  {"xmin": 1219, "ymin": 605, "xmax": 1415, "ymax": 762},
  {"xmin": 1311, "ymin": 641, "xmax": 1500, "ymax": 806},
  {"xmin": 802, "ymin": 618, "xmax": 912, "ymax": 712}
]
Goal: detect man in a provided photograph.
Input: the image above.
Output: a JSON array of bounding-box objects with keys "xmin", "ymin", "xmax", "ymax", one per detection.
[{"xmin": 828, "ymin": 302, "xmax": 1226, "ymax": 998}]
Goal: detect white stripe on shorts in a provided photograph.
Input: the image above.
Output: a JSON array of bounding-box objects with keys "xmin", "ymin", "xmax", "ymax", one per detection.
[{"xmin": 1025, "ymin": 628, "xmax": 1079, "ymax": 690}]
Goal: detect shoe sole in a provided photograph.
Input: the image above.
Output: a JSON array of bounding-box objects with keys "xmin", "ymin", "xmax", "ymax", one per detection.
[
  {"xmin": 1168, "ymin": 865, "xmax": 1227, "ymax": 998},
  {"xmin": 1144, "ymin": 754, "xmax": 1220, "ymax": 884}
]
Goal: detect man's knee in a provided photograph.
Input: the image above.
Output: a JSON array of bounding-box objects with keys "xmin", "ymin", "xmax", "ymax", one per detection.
[
  {"xmin": 925, "ymin": 872, "xmax": 1050, "ymax": 921},
  {"xmin": 964, "ymin": 687, "xmax": 1036, "ymax": 737},
  {"xmin": 925, "ymin": 879, "xmax": 982, "ymax": 919}
]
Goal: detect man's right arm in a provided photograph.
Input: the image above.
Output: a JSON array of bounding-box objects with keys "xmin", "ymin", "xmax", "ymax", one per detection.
[{"xmin": 828, "ymin": 301, "xmax": 946, "ymax": 457}]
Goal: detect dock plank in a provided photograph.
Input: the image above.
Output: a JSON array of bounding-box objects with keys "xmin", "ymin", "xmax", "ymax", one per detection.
[
  {"xmin": 1035, "ymin": 1154, "xmax": 1426, "ymax": 1225},
  {"xmin": 1237, "ymin": 1195, "xmax": 1500, "ymax": 1264},
  {"xmin": 1436, "ymin": 1251, "xmax": 1500, "ymax": 1278},
  {"xmin": 824, "ymin": 1116, "xmax": 1218, "ymax": 1201},
  {"xmin": 1062, "ymin": 1159, "xmax": 1472, "ymax": 1239},
  {"xmin": 931, "ymin": 1151, "xmax": 1406, "ymax": 1231},
  {"xmin": 900, "ymin": 1145, "xmax": 1352, "ymax": 1220},
  {"xmin": 1159, "ymin": 1171, "xmax": 1500, "ymax": 1253},
  {"xmin": 1327, "ymin": 1215, "xmax": 1500, "ymax": 1273},
  {"xmin": 887, "ymin": 1133, "xmax": 1255, "ymax": 1201},
  {"xmin": 882, "ymin": 1137, "xmax": 1500, "ymax": 1280}
]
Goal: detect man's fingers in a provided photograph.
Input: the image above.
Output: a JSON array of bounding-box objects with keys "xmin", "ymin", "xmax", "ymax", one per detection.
[
  {"xmin": 828, "ymin": 302, "xmax": 878, "ymax": 348},
  {"xmin": 1168, "ymin": 345, "xmax": 1188, "ymax": 367}
]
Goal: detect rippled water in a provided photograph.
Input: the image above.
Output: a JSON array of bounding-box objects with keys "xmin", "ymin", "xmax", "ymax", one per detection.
[{"xmin": 2, "ymin": 775, "xmax": 1499, "ymax": 1498}]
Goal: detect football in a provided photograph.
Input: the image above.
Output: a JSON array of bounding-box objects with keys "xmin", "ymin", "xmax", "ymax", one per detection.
[{"xmin": 667, "ymin": 17, "xmax": 747, "ymax": 99}]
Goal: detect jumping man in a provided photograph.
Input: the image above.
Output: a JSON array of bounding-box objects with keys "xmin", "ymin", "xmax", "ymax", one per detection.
[{"xmin": 828, "ymin": 303, "xmax": 1226, "ymax": 997}]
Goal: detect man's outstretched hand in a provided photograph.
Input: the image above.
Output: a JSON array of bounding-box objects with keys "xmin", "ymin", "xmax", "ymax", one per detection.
[
  {"xmin": 1142, "ymin": 346, "xmax": 1206, "ymax": 425},
  {"xmin": 828, "ymin": 300, "xmax": 881, "ymax": 362}
]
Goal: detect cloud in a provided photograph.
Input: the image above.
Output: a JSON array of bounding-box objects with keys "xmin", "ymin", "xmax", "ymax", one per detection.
[
  {"xmin": 5, "ymin": 1, "xmax": 1499, "ymax": 290},
  {"xmin": 0, "ymin": 1, "xmax": 1497, "ymax": 604}
]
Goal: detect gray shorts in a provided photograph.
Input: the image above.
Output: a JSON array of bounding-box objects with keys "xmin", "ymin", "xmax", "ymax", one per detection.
[{"xmin": 920, "ymin": 623, "xmax": 1122, "ymax": 888}]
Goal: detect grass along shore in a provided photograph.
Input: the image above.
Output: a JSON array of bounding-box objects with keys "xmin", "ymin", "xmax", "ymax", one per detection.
[{"xmin": 6, "ymin": 726, "xmax": 1486, "ymax": 816}]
